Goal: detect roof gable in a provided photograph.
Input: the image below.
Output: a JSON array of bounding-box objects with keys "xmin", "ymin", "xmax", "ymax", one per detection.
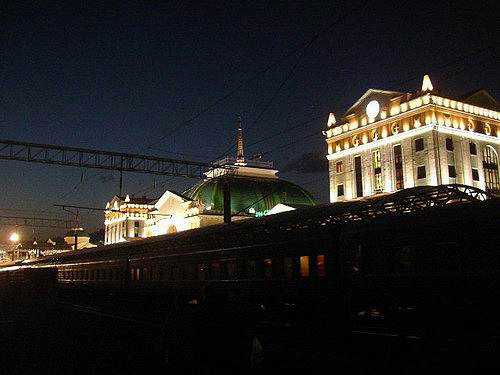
[
  {"xmin": 460, "ymin": 88, "xmax": 500, "ymax": 111},
  {"xmin": 342, "ymin": 88, "xmax": 407, "ymax": 120}
]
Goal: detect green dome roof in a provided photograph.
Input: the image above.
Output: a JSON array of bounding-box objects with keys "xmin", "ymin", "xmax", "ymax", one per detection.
[
  {"xmin": 64, "ymin": 229, "xmax": 90, "ymax": 238},
  {"xmin": 183, "ymin": 176, "xmax": 316, "ymax": 215}
]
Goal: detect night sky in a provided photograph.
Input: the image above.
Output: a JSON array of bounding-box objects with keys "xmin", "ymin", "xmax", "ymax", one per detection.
[{"xmin": 1, "ymin": 1, "xmax": 498, "ymax": 240}]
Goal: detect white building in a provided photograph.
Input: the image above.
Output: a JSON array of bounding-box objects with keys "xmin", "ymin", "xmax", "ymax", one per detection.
[
  {"xmin": 104, "ymin": 122, "xmax": 317, "ymax": 244},
  {"xmin": 324, "ymin": 75, "xmax": 500, "ymax": 202}
]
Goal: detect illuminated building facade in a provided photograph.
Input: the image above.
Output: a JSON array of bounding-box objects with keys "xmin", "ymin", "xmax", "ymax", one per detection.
[
  {"xmin": 324, "ymin": 75, "xmax": 500, "ymax": 202},
  {"xmin": 104, "ymin": 123, "xmax": 316, "ymax": 244}
]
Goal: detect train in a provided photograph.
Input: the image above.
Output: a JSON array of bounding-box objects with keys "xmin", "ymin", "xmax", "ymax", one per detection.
[{"xmin": 1, "ymin": 184, "xmax": 499, "ymax": 365}]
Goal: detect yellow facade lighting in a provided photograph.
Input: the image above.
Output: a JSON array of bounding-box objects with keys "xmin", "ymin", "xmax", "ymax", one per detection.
[
  {"xmin": 327, "ymin": 113, "xmax": 336, "ymax": 127},
  {"xmin": 421, "ymin": 74, "xmax": 434, "ymax": 92}
]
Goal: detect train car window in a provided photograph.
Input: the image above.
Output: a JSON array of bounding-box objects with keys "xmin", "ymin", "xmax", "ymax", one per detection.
[
  {"xmin": 424, "ymin": 243, "xmax": 460, "ymax": 273},
  {"xmin": 136, "ymin": 268, "xmax": 142, "ymax": 281},
  {"xmin": 263, "ymin": 258, "xmax": 272, "ymax": 279},
  {"xmin": 85, "ymin": 270, "xmax": 89, "ymax": 280},
  {"xmin": 283, "ymin": 257, "xmax": 293, "ymax": 278},
  {"xmin": 394, "ymin": 246, "xmax": 417, "ymax": 273},
  {"xmin": 197, "ymin": 263, "xmax": 206, "ymax": 280},
  {"xmin": 130, "ymin": 268, "xmax": 135, "ymax": 281},
  {"xmin": 96, "ymin": 270, "xmax": 100, "ymax": 280},
  {"xmin": 300, "ymin": 256, "xmax": 310, "ymax": 277},
  {"xmin": 184, "ymin": 264, "xmax": 194, "ymax": 280},
  {"xmin": 143, "ymin": 268, "xmax": 148, "ymax": 280},
  {"xmin": 90, "ymin": 270, "xmax": 94, "ymax": 280},
  {"xmin": 317, "ymin": 255, "xmax": 326, "ymax": 277},
  {"xmin": 171, "ymin": 265, "xmax": 182, "ymax": 280},
  {"xmin": 227, "ymin": 262, "xmax": 237, "ymax": 279},
  {"xmin": 245, "ymin": 260, "xmax": 256, "ymax": 279},
  {"xmin": 346, "ymin": 245, "xmax": 361, "ymax": 275},
  {"xmin": 211, "ymin": 263, "xmax": 221, "ymax": 280}
]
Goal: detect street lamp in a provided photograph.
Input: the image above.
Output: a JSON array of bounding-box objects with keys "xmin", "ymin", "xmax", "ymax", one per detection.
[{"xmin": 9, "ymin": 232, "xmax": 20, "ymax": 261}]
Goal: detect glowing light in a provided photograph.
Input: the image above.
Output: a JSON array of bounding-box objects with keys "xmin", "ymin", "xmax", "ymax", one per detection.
[
  {"xmin": 421, "ymin": 74, "xmax": 433, "ymax": 91},
  {"xmin": 366, "ymin": 100, "xmax": 380, "ymax": 119},
  {"xmin": 327, "ymin": 113, "xmax": 337, "ymax": 127},
  {"xmin": 335, "ymin": 144, "xmax": 341, "ymax": 152},
  {"xmin": 479, "ymin": 108, "xmax": 484, "ymax": 116},
  {"xmin": 450, "ymin": 100, "xmax": 456, "ymax": 109},
  {"xmin": 414, "ymin": 119, "xmax": 421, "ymax": 128},
  {"xmin": 390, "ymin": 106, "xmax": 400, "ymax": 116},
  {"xmin": 371, "ymin": 129, "xmax": 379, "ymax": 141},
  {"xmin": 342, "ymin": 124, "xmax": 349, "ymax": 132},
  {"xmin": 344, "ymin": 140, "xmax": 350, "ymax": 150},
  {"xmin": 423, "ymin": 95, "xmax": 430, "ymax": 104},
  {"xmin": 349, "ymin": 121, "xmax": 358, "ymax": 130},
  {"xmin": 437, "ymin": 97, "xmax": 443, "ymax": 106},
  {"xmin": 457, "ymin": 102, "xmax": 463, "ymax": 111},
  {"xmin": 381, "ymin": 127, "xmax": 388, "ymax": 138},
  {"xmin": 460, "ymin": 121, "xmax": 466, "ymax": 130},
  {"xmin": 361, "ymin": 133, "xmax": 368, "ymax": 144},
  {"xmin": 361, "ymin": 117, "xmax": 367, "ymax": 126},
  {"xmin": 445, "ymin": 116, "xmax": 451, "ymax": 127},
  {"xmin": 474, "ymin": 107, "xmax": 479, "ymax": 115},
  {"xmin": 443, "ymin": 99, "xmax": 450, "ymax": 107},
  {"xmin": 10, "ymin": 233, "xmax": 19, "ymax": 242},
  {"xmin": 391, "ymin": 122, "xmax": 400, "ymax": 134},
  {"xmin": 453, "ymin": 119, "xmax": 458, "ymax": 128},
  {"xmin": 425, "ymin": 116, "xmax": 431, "ymax": 125},
  {"xmin": 333, "ymin": 127, "xmax": 342, "ymax": 136},
  {"xmin": 403, "ymin": 122, "xmax": 410, "ymax": 132},
  {"xmin": 437, "ymin": 116, "xmax": 444, "ymax": 126},
  {"xmin": 328, "ymin": 144, "xmax": 333, "ymax": 154},
  {"xmin": 400, "ymin": 103, "xmax": 408, "ymax": 112},
  {"xmin": 380, "ymin": 111, "xmax": 387, "ymax": 119},
  {"xmin": 463, "ymin": 104, "xmax": 469, "ymax": 112}
]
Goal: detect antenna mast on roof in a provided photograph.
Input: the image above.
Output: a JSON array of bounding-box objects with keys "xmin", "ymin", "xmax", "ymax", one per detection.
[{"xmin": 236, "ymin": 117, "xmax": 244, "ymax": 163}]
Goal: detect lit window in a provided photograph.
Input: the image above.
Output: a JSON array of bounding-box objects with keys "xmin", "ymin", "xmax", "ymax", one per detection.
[
  {"xmin": 373, "ymin": 150, "xmax": 382, "ymax": 193},
  {"xmin": 446, "ymin": 138, "xmax": 454, "ymax": 151},
  {"xmin": 417, "ymin": 165, "xmax": 426, "ymax": 179},
  {"xmin": 394, "ymin": 144, "xmax": 404, "ymax": 190},
  {"xmin": 336, "ymin": 161, "xmax": 343, "ymax": 173},
  {"xmin": 337, "ymin": 184, "xmax": 344, "ymax": 197},
  {"xmin": 415, "ymin": 138, "xmax": 424, "ymax": 152},
  {"xmin": 317, "ymin": 255, "xmax": 325, "ymax": 277},
  {"xmin": 483, "ymin": 145, "xmax": 499, "ymax": 193},
  {"xmin": 448, "ymin": 165, "xmax": 456, "ymax": 178},
  {"xmin": 300, "ymin": 256, "xmax": 309, "ymax": 277}
]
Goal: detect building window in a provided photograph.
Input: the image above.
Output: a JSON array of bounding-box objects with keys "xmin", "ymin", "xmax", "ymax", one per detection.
[
  {"xmin": 472, "ymin": 168, "xmax": 479, "ymax": 181},
  {"xmin": 210, "ymin": 263, "xmax": 221, "ymax": 280},
  {"xmin": 483, "ymin": 145, "xmax": 499, "ymax": 193},
  {"xmin": 448, "ymin": 165, "xmax": 457, "ymax": 179},
  {"xmin": 354, "ymin": 156, "xmax": 363, "ymax": 198},
  {"xmin": 415, "ymin": 138, "xmax": 424, "ymax": 152},
  {"xmin": 373, "ymin": 150, "xmax": 382, "ymax": 193},
  {"xmin": 283, "ymin": 257, "xmax": 293, "ymax": 278},
  {"xmin": 300, "ymin": 256, "xmax": 310, "ymax": 277},
  {"xmin": 470, "ymin": 142, "xmax": 477, "ymax": 155},
  {"xmin": 417, "ymin": 165, "xmax": 426, "ymax": 179},
  {"xmin": 134, "ymin": 221, "xmax": 139, "ymax": 237},
  {"xmin": 227, "ymin": 262, "xmax": 237, "ymax": 279},
  {"xmin": 317, "ymin": 255, "xmax": 325, "ymax": 277},
  {"xmin": 263, "ymin": 258, "xmax": 272, "ymax": 279},
  {"xmin": 337, "ymin": 184, "xmax": 344, "ymax": 197},
  {"xmin": 446, "ymin": 137, "xmax": 454, "ymax": 151},
  {"xmin": 393, "ymin": 144, "xmax": 404, "ymax": 190},
  {"xmin": 336, "ymin": 161, "xmax": 343, "ymax": 173}
]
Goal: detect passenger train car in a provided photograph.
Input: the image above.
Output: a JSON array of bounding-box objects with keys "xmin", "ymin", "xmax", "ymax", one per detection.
[{"xmin": 1, "ymin": 185, "xmax": 499, "ymax": 340}]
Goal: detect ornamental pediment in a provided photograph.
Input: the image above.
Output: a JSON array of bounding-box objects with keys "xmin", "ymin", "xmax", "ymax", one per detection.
[{"xmin": 342, "ymin": 89, "xmax": 407, "ymax": 122}]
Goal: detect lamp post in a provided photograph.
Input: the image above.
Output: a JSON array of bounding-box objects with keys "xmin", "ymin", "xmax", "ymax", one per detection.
[{"xmin": 9, "ymin": 232, "xmax": 20, "ymax": 261}]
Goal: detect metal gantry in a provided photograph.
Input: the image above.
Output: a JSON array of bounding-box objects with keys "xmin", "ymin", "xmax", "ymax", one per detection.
[
  {"xmin": 0, "ymin": 139, "xmax": 233, "ymax": 178},
  {"xmin": 0, "ymin": 215, "xmax": 78, "ymax": 229}
]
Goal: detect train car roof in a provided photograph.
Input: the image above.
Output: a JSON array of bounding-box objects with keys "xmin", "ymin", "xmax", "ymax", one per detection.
[{"xmin": 18, "ymin": 184, "xmax": 496, "ymax": 265}]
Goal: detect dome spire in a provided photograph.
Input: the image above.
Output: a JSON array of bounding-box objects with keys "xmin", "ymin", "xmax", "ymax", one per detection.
[{"xmin": 237, "ymin": 117, "xmax": 244, "ymax": 163}]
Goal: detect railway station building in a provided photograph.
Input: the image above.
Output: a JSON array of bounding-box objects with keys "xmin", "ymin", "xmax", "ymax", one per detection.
[
  {"xmin": 104, "ymin": 125, "xmax": 316, "ymax": 244},
  {"xmin": 324, "ymin": 75, "xmax": 500, "ymax": 202}
]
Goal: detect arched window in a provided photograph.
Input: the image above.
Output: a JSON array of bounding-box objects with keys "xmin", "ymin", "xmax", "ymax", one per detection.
[
  {"xmin": 483, "ymin": 145, "xmax": 499, "ymax": 193},
  {"xmin": 167, "ymin": 224, "xmax": 177, "ymax": 234}
]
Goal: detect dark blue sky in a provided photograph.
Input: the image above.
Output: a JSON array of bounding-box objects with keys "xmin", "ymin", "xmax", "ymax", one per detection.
[{"xmin": 1, "ymin": 1, "xmax": 498, "ymax": 240}]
